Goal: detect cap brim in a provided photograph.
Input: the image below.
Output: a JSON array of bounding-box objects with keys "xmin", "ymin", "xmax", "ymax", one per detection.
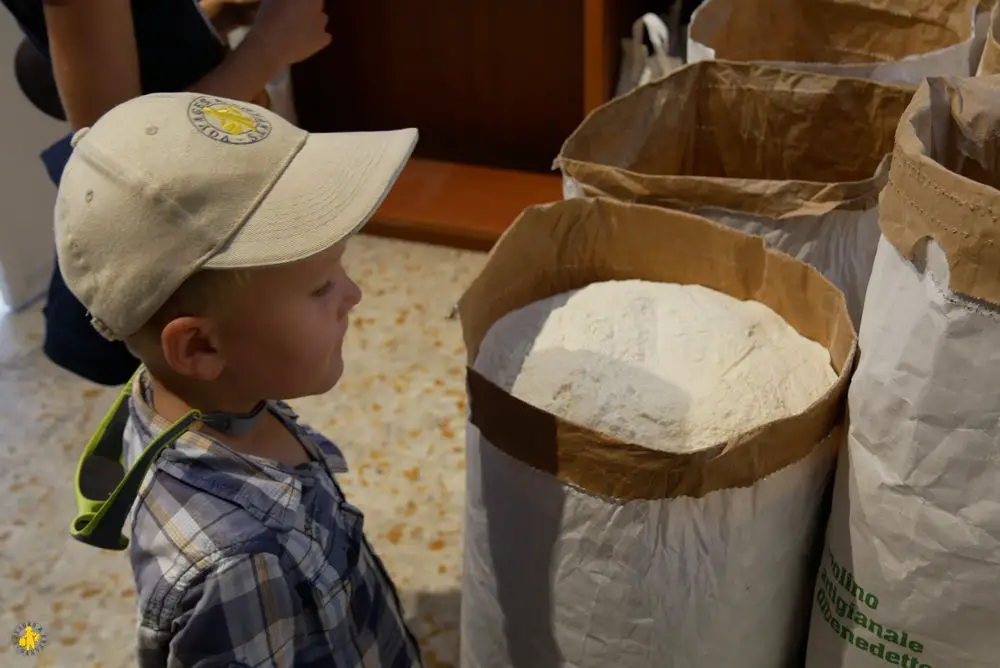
[{"xmin": 205, "ymin": 128, "xmax": 417, "ymax": 269}]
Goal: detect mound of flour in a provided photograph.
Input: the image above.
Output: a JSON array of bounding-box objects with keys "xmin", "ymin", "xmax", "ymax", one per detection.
[{"xmin": 474, "ymin": 280, "xmax": 837, "ymax": 453}]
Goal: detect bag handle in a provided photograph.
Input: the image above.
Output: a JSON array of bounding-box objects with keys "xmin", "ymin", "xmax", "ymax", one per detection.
[{"xmin": 629, "ymin": 13, "xmax": 674, "ymax": 78}]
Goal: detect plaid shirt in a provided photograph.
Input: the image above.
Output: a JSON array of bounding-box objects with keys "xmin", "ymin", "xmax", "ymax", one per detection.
[{"xmin": 122, "ymin": 373, "xmax": 422, "ymax": 667}]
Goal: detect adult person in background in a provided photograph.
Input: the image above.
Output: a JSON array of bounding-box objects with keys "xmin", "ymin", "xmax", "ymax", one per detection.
[{"xmin": 1, "ymin": 0, "xmax": 331, "ymax": 385}]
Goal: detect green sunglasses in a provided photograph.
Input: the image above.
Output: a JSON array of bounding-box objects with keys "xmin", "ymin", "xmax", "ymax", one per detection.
[
  {"xmin": 70, "ymin": 369, "xmax": 200, "ymax": 551},
  {"xmin": 70, "ymin": 368, "xmax": 265, "ymax": 551}
]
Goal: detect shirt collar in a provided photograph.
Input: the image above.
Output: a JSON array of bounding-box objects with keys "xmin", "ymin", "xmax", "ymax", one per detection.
[{"xmin": 127, "ymin": 371, "xmax": 348, "ymax": 531}]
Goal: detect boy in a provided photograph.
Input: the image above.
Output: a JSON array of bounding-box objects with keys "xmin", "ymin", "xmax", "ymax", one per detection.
[{"xmin": 61, "ymin": 91, "xmax": 422, "ymax": 667}]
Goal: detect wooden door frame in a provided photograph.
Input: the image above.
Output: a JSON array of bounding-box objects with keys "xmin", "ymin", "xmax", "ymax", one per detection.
[{"xmin": 583, "ymin": 0, "xmax": 613, "ymax": 115}]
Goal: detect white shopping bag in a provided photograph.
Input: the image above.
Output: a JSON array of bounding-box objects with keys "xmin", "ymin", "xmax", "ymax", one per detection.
[{"xmin": 614, "ymin": 13, "xmax": 683, "ymax": 97}]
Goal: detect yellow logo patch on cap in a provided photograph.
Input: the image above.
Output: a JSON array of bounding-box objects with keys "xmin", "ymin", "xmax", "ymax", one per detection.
[{"xmin": 188, "ymin": 96, "xmax": 272, "ymax": 145}]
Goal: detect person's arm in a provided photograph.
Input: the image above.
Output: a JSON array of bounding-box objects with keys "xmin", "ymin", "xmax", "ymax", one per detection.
[
  {"xmin": 191, "ymin": 34, "xmax": 286, "ymax": 103},
  {"xmin": 42, "ymin": 0, "xmax": 273, "ymax": 129},
  {"xmin": 43, "ymin": 0, "xmax": 141, "ymax": 130},
  {"xmin": 195, "ymin": 0, "xmax": 331, "ymax": 102},
  {"xmin": 43, "ymin": 0, "xmax": 329, "ymax": 131},
  {"xmin": 138, "ymin": 553, "xmax": 301, "ymax": 668}
]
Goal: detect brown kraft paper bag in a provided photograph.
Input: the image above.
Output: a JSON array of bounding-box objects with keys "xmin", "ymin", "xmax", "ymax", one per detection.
[
  {"xmin": 976, "ymin": 0, "xmax": 1000, "ymax": 72},
  {"xmin": 687, "ymin": 0, "xmax": 990, "ymax": 84},
  {"xmin": 555, "ymin": 60, "xmax": 915, "ymax": 327},
  {"xmin": 805, "ymin": 75, "xmax": 1000, "ymax": 668},
  {"xmin": 459, "ymin": 198, "xmax": 857, "ymax": 668}
]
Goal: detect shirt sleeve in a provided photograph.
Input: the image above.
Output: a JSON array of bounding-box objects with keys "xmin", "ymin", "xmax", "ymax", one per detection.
[{"xmin": 153, "ymin": 552, "xmax": 301, "ymax": 668}]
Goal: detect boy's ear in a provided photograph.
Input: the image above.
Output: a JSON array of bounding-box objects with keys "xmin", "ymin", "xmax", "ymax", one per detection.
[{"xmin": 160, "ymin": 316, "xmax": 226, "ymax": 381}]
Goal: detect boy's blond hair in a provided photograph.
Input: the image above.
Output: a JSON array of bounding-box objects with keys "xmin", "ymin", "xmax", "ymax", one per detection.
[{"xmin": 125, "ymin": 269, "xmax": 252, "ymax": 360}]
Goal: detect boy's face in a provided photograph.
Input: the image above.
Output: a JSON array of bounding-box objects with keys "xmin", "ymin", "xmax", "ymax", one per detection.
[{"xmin": 214, "ymin": 241, "xmax": 363, "ymax": 400}]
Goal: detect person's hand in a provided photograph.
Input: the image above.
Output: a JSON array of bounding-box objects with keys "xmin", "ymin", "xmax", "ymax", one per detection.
[{"xmin": 248, "ymin": 0, "xmax": 331, "ymax": 66}]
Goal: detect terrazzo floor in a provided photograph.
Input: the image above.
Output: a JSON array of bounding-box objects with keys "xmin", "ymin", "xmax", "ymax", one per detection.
[{"xmin": 0, "ymin": 234, "xmax": 486, "ymax": 667}]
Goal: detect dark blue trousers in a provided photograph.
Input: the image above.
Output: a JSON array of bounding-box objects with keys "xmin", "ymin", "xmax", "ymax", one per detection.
[{"xmin": 41, "ymin": 134, "xmax": 140, "ymax": 385}]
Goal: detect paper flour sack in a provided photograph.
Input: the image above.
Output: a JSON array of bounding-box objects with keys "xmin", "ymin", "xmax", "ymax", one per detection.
[
  {"xmin": 805, "ymin": 76, "xmax": 1000, "ymax": 668},
  {"xmin": 459, "ymin": 198, "xmax": 857, "ymax": 668},
  {"xmin": 977, "ymin": 0, "xmax": 1000, "ymax": 73},
  {"xmin": 556, "ymin": 61, "xmax": 915, "ymax": 328},
  {"xmin": 687, "ymin": 0, "xmax": 989, "ymax": 84}
]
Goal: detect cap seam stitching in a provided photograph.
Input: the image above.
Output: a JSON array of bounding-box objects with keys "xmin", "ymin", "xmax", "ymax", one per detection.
[{"xmin": 201, "ymin": 131, "xmax": 309, "ymax": 265}]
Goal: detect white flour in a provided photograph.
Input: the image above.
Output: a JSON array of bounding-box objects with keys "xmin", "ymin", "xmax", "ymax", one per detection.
[{"xmin": 475, "ymin": 279, "xmax": 837, "ymax": 453}]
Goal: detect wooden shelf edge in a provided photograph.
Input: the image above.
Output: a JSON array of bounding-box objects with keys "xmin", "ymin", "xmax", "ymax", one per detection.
[
  {"xmin": 363, "ymin": 217, "xmax": 500, "ymax": 252},
  {"xmin": 366, "ymin": 158, "xmax": 565, "ymax": 252}
]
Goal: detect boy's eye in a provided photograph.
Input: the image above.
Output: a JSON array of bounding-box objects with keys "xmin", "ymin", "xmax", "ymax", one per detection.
[{"xmin": 311, "ymin": 280, "xmax": 334, "ymax": 297}]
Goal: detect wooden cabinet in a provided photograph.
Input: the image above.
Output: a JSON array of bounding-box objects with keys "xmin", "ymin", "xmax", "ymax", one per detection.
[{"xmin": 293, "ymin": 0, "xmax": 650, "ymax": 249}]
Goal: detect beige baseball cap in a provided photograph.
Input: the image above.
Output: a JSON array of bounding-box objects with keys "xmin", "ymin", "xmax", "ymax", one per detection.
[{"xmin": 55, "ymin": 92, "xmax": 418, "ymax": 341}]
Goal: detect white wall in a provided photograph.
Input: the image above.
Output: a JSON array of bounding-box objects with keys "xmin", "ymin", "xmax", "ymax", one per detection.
[{"xmin": 0, "ymin": 9, "xmax": 69, "ymax": 310}]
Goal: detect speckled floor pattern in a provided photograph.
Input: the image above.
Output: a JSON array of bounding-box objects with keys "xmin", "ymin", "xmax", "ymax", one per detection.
[{"xmin": 0, "ymin": 235, "xmax": 486, "ymax": 667}]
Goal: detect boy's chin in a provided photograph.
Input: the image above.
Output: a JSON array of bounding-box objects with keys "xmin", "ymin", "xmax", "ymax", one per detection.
[
  {"xmin": 274, "ymin": 356, "xmax": 345, "ymax": 400},
  {"xmin": 312, "ymin": 358, "xmax": 346, "ymax": 395}
]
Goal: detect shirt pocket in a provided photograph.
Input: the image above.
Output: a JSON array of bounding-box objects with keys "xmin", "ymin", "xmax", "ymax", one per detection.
[
  {"xmin": 311, "ymin": 547, "xmax": 413, "ymax": 663},
  {"xmin": 306, "ymin": 503, "xmax": 414, "ymax": 661}
]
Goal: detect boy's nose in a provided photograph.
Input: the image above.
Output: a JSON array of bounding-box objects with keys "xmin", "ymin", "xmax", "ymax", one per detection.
[{"xmin": 346, "ymin": 276, "xmax": 363, "ymax": 308}]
